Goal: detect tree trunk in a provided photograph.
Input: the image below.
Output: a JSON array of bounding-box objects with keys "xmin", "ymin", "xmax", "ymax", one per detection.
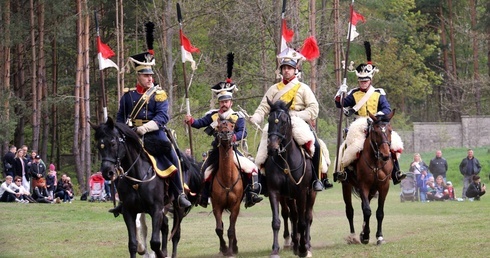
[
  {"xmin": 469, "ymin": 0, "xmax": 480, "ymax": 114},
  {"xmin": 82, "ymin": 1, "xmax": 91, "ymax": 191},
  {"xmin": 73, "ymin": 0, "xmax": 82, "ymax": 191},
  {"xmin": 1, "ymin": 0, "xmax": 11, "ymax": 155},
  {"xmin": 38, "ymin": 1, "xmax": 49, "ymax": 161},
  {"xmin": 51, "ymin": 33, "xmax": 59, "ymax": 168},
  {"xmin": 30, "ymin": 0, "xmax": 39, "ymax": 152},
  {"xmin": 333, "ymin": 0, "xmax": 341, "ymax": 86},
  {"xmin": 308, "ymin": 0, "xmax": 317, "ymax": 94}
]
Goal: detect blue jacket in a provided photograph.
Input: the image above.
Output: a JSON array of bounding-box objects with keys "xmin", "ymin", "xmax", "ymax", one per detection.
[{"xmin": 191, "ymin": 109, "xmax": 247, "ymax": 144}]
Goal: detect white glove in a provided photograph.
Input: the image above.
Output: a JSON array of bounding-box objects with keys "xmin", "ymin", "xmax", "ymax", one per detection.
[
  {"xmin": 335, "ymin": 84, "xmax": 348, "ymax": 97},
  {"xmin": 135, "ymin": 120, "xmax": 159, "ymax": 136},
  {"xmin": 250, "ymin": 113, "xmax": 262, "ymax": 125}
]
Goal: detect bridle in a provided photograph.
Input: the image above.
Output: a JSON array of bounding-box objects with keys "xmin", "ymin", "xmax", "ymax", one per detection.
[
  {"xmin": 267, "ymin": 109, "xmax": 306, "ymax": 185},
  {"xmin": 363, "ymin": 118, "xmax": 392, "ymax": 180}
]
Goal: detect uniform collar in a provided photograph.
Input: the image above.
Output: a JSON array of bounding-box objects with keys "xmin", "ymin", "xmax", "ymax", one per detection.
[
  {"xmin": 136, "ymin": 84, "xmax": 148, "ymax": 94},
  {"xmin": 282, "ymin": 75, "xmax": 296, "ymax": 85}
]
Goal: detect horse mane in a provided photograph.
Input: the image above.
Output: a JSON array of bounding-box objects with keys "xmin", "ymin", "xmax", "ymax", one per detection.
[
  {"xmin": 269, "ymin": 100, "xmax": 290, "ymax": 114},
  {"xmin": 207, "ymin": 146, "xmax": 220, "ymax": 176}
]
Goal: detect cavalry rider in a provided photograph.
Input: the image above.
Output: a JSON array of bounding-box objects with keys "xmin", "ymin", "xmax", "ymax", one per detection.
[
  {"xmin": 185, "ymin": 53, "xmax": 263, "ymax": 208},
  {"xmin": 333, "ymin": 41, "xmax": 406, "ymax": 185},
  {"xmin": 112, "ymin": 23, "xmax": 191, "ymax": 215},
  {"xmin": 249, "ymin": 48, "xmax": 332, "ymax": 192}
]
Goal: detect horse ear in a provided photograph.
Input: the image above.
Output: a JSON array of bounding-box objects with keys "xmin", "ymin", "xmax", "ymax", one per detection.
[
  {"xmin": 106, "ymin": 117, "xmax": 115, "ymax": 129},
  {"xmin": 88, "ymin": 120, "xmax": 98, "ymax": 130},
  {"xmin": 266, "ymin": 96, "xmax": 273, "ymax": 107},
  {"xmin": 387, "ymin": 109, "xmax": 395, "ymax": 120},
  {"xmin": 368, "ymin": 111, "xmax": 376, "ymax": 122}
]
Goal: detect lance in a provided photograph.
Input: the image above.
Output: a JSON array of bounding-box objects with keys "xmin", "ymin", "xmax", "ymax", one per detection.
[
  {"xmin": 177, "ymin": 3, "xmax": 194, "ymax": 157},
  {"xmin": 275, "ymin": 0, "xmax": 288, "ymax": 78},
  {"xmin": 94, "ymin": 10, "xmax": 108, "ymax": 122},
  {"xmin": 334, "ymin": 0, "xmax": 355, "ymax": 175}
]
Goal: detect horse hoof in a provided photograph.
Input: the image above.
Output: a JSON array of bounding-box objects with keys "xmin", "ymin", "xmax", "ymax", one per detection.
[
  {"xmin": 283, "ymin": 237, "xmax": 292, "ymax": 248},
  {"xmin": 270, "ymin": 254, "xmax": 280, "ymax": 258},
  {"xmin": 307, "ymin": 250, "xmax": 313, "ymax": 257},
  {"xmin": 345, "ymin": 234, "xmax": 360, "ymax": 244},
  {"xmin": 376, "ymin": 236, "xmax": 385, "ymax": 245}
]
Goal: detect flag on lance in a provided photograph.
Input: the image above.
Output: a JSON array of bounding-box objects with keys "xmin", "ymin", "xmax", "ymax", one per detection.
[
  {"xmin": 96, "ymin": 36, "xmax": 118, "ymax": 70},
  {"xmin": 347, "ymin": 6, "xmax": 366, "ymax": 41},
  {"xmin": 180, "ymin": 30, "xmax": 200, "ymax": 70}
]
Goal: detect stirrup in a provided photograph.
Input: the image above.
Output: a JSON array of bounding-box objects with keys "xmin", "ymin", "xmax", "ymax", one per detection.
[
  {"xmin": 334, "ymin": 171, "xmax": 347, "ymax": 182},
  {"xmin": 396, "ymin": 171, "xmax": 407, "ymax": 181},
  {"xmin": 245, "ymin": 192, "xmax": 263, "ymax": 209},
  {"xmin": 178, "ymin": 194, "xmax": 191, "ymax": 209},
  {"xmin": 312, "ymin": 180, "xmax": 323, "ymax": 192}
]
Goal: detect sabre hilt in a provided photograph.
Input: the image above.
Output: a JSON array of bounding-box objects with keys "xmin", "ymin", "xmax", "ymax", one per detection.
[{"xmin": 237, "ymin": 105, "xmax": 263, "ymax": 132}]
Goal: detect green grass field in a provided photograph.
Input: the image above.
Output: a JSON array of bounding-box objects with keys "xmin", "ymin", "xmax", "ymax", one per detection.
[{"xmin": 1, "ymin": 147, "xmax": 489, "ymax": 257}]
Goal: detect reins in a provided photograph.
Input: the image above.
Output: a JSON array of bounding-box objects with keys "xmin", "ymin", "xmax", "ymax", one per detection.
[{"xmin": 362, "ymin": 121, "xmax": 392, "ymax": 181}]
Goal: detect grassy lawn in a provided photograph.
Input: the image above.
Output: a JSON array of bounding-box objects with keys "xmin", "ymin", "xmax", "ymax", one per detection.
[{"xmin": 1, "ymin": 147, "xmax": 488, "ymax": 257}]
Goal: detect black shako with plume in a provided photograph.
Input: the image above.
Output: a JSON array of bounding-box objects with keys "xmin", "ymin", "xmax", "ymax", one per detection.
[
  {"xmin": 128, "ymin": 21, "xmax": 156, "ymax": 74},
  {"xmin": 355, "ymin": 41, "xmax": 378, "ymax": 81},
  {"xmin": 211, "ymin": 52, "xmax": 237, "ymax": 101}
]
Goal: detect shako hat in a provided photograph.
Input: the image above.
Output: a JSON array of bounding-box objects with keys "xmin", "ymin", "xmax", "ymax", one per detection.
[
  {"xmin": 277, "ymin": 47, "xmax": 305, "ymax": 69},
  {"xmin": 211, "ymin": 52, "xmax": 237, "ymax": 101},
  {"xmin": 355, "ymin": 41, "xmax": 378, "ymax": 81},
  {"xmin": 129, "ymin": 22, "xmax": 155, "ymax": 74}
]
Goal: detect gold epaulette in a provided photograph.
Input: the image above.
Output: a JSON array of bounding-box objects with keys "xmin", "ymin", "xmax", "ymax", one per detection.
[
  {"xmin": 123, "ymin": 87, "xmax": 136, "ymax": 93},
  {"xmin": 155, "ymin": 90, "xmax": 167, "ymax": 102}
]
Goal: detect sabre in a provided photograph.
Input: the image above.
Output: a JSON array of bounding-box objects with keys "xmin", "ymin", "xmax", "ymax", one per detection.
[{"xmin": 237, "ymin": 105, "xmax": 263, "ymax": 132}]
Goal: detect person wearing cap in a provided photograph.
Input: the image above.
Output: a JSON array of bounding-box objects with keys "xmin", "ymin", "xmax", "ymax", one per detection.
[
  {"xmin": 249, "ymin": 48, "xmax": 328, "ymax": 192},
  {"xmin": 185, "ymin": 53, "xmax": 263, "ymax": 208},
  {"xmin": 333, "ymin": 41, "xmax": 406, "ymax": 185},
  {"xmin": 29, "ymin": 154, "xmax": 46, "ymax": 190},
  {"xmin": 114, "ymin": 22, "xmax": 191, "ymax": 211}
]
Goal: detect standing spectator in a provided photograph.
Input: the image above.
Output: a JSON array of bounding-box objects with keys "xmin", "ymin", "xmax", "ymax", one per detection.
[
  {"xmin": 46, "ymin": 164, "xmax": 58, "ymax": 199},
  {"xmin": 26, "ymin": 150, "xmax": 36, "ymax": 172},
  {"xmin": 466, "ymin": 175, "xmax": 486, "ymax": 201},
  {"xmin": 429, "ymin": 150, "xmax": 448, "ymax": 183},
  {"xmin": 459, "ymin": 149, "xmax": 481, "ymax": 199},
  {"xmin": 30, "ymin": 155, "xmax": 46, "ymax": 189},
  {"xmin": 409, "ymin": 153, "xmax": 428, "ymax": 176},
  {"xmin": 0, "ymin": 175, "xmax": 22, "ymax": 202},
  {"xmin": 13, "ymin": 148, "xmax": 29, "ymax": 193},
  {"xmin": 2, "ymin": 145, "xmax": 17, "ymax": 178}
]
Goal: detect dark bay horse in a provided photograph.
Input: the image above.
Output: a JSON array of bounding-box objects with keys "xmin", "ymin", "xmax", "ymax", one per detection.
[
  {"xmin": 209, "ymin": 114, "xmax": 243, "ymax": 257},
  {"xmin": 265, "ymin": 99, "xmax": 317, "ymax": 257},
  {"xmin": 91, "ymin": 118, "xmax": 200, "ymax": 258},
  {"xmin": 341, "ymin": 110, "xmax": 395, "ymax": 245}
]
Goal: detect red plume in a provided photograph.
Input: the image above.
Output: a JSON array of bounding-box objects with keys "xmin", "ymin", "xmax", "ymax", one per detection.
[{"xmin": 299, "ymin": 36, "xmax": 320, "ymax": 60}]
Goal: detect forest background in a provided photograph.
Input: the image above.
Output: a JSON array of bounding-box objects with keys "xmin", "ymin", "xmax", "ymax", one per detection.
[{"xmin": 0, "ymin": 0, "xmax": 489, "ymax": 192}]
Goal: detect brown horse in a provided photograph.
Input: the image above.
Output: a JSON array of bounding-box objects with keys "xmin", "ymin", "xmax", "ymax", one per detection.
[
  {"xmin": 210, "ymin": 114, "xmax": 243, "ymax": 256},
  {"xmin": 341, "ymin": 110, "xmax": 395, "ymax": 245}
]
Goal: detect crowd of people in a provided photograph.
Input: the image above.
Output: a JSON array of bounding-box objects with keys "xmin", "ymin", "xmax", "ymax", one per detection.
[
  {"xmin": 1, "ymin": 145, "xmax": 74, "ymax": 204},
  {"xmin": 405, "ymin": 149, "xmax": 485, "ymax": 202}
]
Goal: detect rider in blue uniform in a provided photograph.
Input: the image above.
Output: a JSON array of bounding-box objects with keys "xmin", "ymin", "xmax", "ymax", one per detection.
[
  {"xmin": 110, "ymin": 23, "xmax": 191, "ymax": 216},
  {"xmin": 185, "ymin": 53, "xmax": 263, "ymax": 208}
]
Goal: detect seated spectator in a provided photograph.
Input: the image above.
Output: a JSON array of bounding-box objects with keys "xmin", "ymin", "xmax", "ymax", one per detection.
[
  {"xmin": 0, "ymin": 176, "xmax": 22, "ymax": 202},
  {"xmin": 466, "ymin": 175, "xmax": 486, "ymax": 201},
  {"xmin": 10, "ymin": 176, "xmax": 36, "ymax": 203},
  {"xmin": 417, "ymin": 168, "xmax": 430, "ymax": 202},
  {"xmin": 427, "ymin": 175, "xmax": 449, "ymax": 201},
  {"xmin": 62, "ymin": 176, "xmax": 74, "ymax": 203},
  {"xmin": 446, "ymin": 181, "xmax": 456, "ymax": 200},
  {"xmin": 425, "ymin": 176, "xmax": 435, "ymax": 201},
  {"xmin": 54, "ymin": 174, "xmax": 67, "ymax": 200},
  {"xmin": 46, "ymin": 164, "xmax": 57, "ymax": 199},
  {"xmin": 32, "ymin": 178, "xmax": 53, "ymax": 203}
]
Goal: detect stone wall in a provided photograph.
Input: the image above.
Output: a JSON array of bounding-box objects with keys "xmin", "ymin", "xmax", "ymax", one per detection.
[{"xmin": 397, "ymin": 116, "xmax": 490, "ymax": 153}]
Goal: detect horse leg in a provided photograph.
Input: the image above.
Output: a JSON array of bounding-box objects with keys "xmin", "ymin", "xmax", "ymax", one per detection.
[
  {"xmin": 296, "ymin": 191, "xmax": 309, "ymax": 258},
  {"xmin": 136, "ymin": 213, "xmax": 148, "ymax": 255},
  {"xmin": 359, "ymin": 189, "xmax": 372, "ymax": 245},
  {"xmin": 376, "ymin": 188, "xmax": 388, "ymax": 245},
  {"xmin": 280, "ymin": 197, "xmax": 291, "ymax": 248},
  {"xmin": 123, "ymin": 211, "xmax": 139, "ymax": 258},
  {"xmin": 342, "ymin": 182, "xmax": 359, "ymax": 244},
  {"xmin": 171, "ymin": 207, "xmax": 183, "ymax": 258},
  {"xmin": 269, "ymin": 192, "xmax": 282, "ymax": 257},
  {"xmin": 305, "ymin": 190, "xmax": 317, "ymax": 257},
  {"xmin": 228, "ymin": 203, "xmax": 240, "ymax": 256},
  {"xmin": 149, "ymin": 208, "xmax": 165, "ymax": 258},
  {"xmin": 161, "ymin": 211, "xmax": 169, "ymax": 258},
  {"xmin": 213, "ymin": 207, "xmax": 228, "ymax": 255},
  {"xmin": 287, "ymin": 198, "xmax": 299, "ymax": 255}
]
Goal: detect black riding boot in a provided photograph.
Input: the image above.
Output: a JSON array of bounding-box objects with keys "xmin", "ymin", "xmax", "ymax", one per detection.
[
  {"xmin": 171, "ymin": 172, "xmax": 191, "ymax": 209},
  {"xmin": 333, "ymin": 167, "xmax": 350, "ymax": 182},
  {"xmin": 109, "ymin": 202, "xmax": 123, "ymax": 218},
  {"xmin": 322, "ymin": 177, "xmax": 333, "ymax": 189},
  {"xmin": 199, "ymin": 181, "xmax": 210, "ymax": 208},
  {"xmin": 311, "ymin": 139, "xmax": 324, "ymax": 191},
  {"xmin": 244, "ymin": 173, "xmax": 263, "ymax": 208},
  {"xmin": 391, "ymin": 159, "xmax": 406, "ymax": 185}
]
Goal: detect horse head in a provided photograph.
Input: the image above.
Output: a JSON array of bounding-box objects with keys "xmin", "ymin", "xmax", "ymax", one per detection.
[
  {"xmin": 367, "ymin": 110, "xmax": 395, "ymax": 161},
  {"xmin": 217, "ymin": 113, "xmax": 235, "ymax": 145},
  {"xmin": 266, "ymin": 98, "xmax": 293, "ymax": 156},
  {"xmin": 90, "ymin": 117, "xmax": 131, "ymax": 181}
]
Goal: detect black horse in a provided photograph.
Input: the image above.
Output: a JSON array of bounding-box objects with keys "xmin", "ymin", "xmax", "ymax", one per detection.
[
  {"xmin": 91, "ymin": 118, "xmax": 201, "ymax": 258},
  {"xmin": 264, "ymin": 99, "xmax": 317, "ymax": 257}
]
